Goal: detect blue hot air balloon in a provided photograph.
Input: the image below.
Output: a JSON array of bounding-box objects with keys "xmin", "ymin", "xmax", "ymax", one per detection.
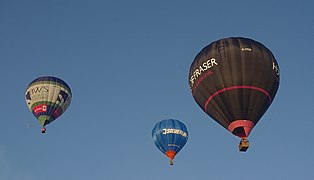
[{"xmin": 152, "ymin": 119, "xmax": 188, "ymax": 165}]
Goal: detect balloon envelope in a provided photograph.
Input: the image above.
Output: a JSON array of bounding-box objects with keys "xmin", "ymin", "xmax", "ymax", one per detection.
[
  {"xmin": 189, "ymin": 37, "xmax": 279, "ymax": 139},
  {"xmin": 152, "ymin": 119, "xmax": 188, "ymax": 164},
  {"xmin": 25, "ymin": 76, "xmax": 72, "ymax": 128}
]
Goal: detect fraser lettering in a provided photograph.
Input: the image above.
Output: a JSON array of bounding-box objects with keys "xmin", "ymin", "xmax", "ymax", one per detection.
[{"xmin": 190, "ymin": 58, "xmax": 218, "ymax": 87}]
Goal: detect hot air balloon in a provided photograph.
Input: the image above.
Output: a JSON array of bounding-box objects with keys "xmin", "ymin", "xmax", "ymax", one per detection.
[
  {"xmin": 189, "ymin": 37, "xmax": 280, "ymax": 151},
  {"xmin": 25, "ymin": 76, "xmax": 72, "ymax": 133},
  {"xmin": 152, "ymin": 119, "xmax": 188, "ymax": 165}
]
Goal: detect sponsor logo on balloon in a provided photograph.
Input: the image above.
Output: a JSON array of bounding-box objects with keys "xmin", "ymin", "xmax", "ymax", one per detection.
[
  {"xmin": 241, "ymin": 47, "xmax": 252, "ymax": 51},
  {"xmin": 33, "ymin": 104, "xmax": 47, "ymax": 115},
  {"xmin": 273, "ymin": 62, "xmax": 280, "ymax": 76},
  {"xmin": 162, "ymin": 128, "xmax": 188, "ymax": 137},
  {"xmin": 189, "ymin": 58, "xmax": 218, "ymax": 90},
  {"xmin": 191, "ymin": 70, "xmax": 213, "ymax": 93},
  {"xmin": 28, "ymin": 86, "xmax": 49, "ymax": 95},
  {"xmin": 167, "ymin": 144, "xmax": 181, "ymax": 148}
]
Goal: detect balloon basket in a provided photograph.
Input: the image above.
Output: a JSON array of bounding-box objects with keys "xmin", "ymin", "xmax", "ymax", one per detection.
[
  {"xmin": 169, "ymin": 160, "xmax": 173, "ymax": 166},
  {"xmin": 239, "ymin": 139, "xmax": 249, "ymax": 152},
  {"xmin": 41, "ymin": 127, "xmax": 46, "ymax": 133}
]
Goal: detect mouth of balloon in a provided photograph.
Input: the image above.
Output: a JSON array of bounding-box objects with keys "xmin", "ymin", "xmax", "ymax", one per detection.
[
  {"xmin": 165, "ymin": 150, "xmax": 176, "ymax": 160},
  {"xmin": 228, "ymin": 120, "xmax": 254, "ymax": 139}
]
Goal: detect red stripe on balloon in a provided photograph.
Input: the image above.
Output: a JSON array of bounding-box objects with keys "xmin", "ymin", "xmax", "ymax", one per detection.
[{"xmin": 204, "ymin": 86, "xmax": 271, "ymax": 112}]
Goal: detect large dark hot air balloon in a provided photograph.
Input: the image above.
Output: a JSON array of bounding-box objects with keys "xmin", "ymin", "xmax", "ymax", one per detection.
[
  {"xmin": 25, "ymin": 76, "xmax": 72, "ymax": 133},
  {"xmin": 189, "ymin": 37, "xmax": 280, "ymax": 151}
]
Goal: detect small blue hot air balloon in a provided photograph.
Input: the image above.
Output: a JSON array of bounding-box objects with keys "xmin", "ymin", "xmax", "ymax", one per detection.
[{"xmin": 152, "ymin": 119, "xmax": 188, "ymax": 165}]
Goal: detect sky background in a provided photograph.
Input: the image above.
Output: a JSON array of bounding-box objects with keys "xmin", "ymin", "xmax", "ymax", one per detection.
[{"xmin": 0, "ymin": 0, "xmax": 313, "ymax": 179}]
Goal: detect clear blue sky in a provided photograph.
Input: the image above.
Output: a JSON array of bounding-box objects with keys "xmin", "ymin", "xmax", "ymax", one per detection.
[{"xmin": 0, "ymin": 0, "xmax": 313, "ymax": 179}]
